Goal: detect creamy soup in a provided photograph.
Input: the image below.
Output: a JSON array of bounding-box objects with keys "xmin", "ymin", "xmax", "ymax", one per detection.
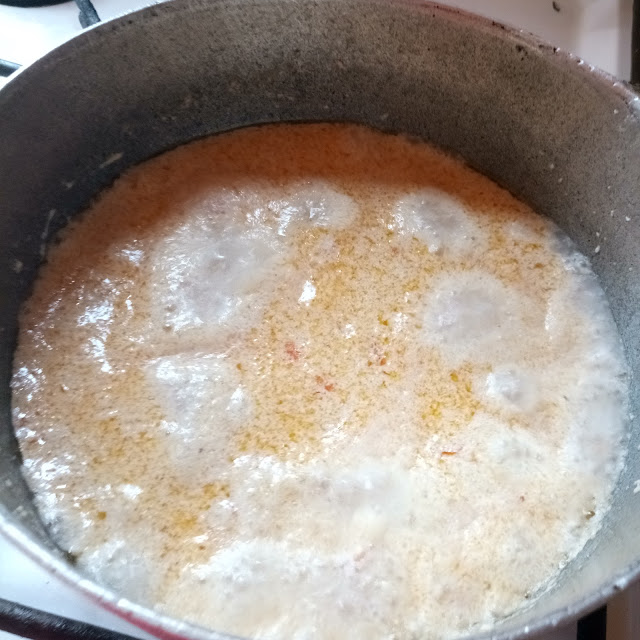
[{"xmin": 11, "ymin": 124, "xmax": 627, "ymax": 639}]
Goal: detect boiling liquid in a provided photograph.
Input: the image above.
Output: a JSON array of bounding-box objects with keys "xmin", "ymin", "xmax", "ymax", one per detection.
[{"xmin": 12, "ymin": 124, "xmax": 627, "ymax": 639}]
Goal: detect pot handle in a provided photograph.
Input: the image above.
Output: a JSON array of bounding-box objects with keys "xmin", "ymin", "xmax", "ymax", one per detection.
[
  {"xmin": 0, "ymin": 59, "xmax": 20, "ymax": 77},
  {"xmin": 0, "ymin": 597, "xmax": 143, "ymax": 640},
  {"xmin": 0, "ymin": 0, "xmax": 100, "ymax": 77},
  {"xmin": 75, "ymin": 0, "xmax": 100, "ymax": 28}
]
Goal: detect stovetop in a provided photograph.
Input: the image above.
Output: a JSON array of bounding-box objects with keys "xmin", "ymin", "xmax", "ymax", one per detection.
[
  {"xmin": 0, "ymin": 1, "xmax": 638, "ymax": 639},
  {"xmin": 0, "ymin": 0, "xmax": 634, "ymax": 78}
]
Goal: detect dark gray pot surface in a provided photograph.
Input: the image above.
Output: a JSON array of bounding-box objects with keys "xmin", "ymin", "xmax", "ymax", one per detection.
[{"xmin": 1, "ymin": 1, "xmax": 639, "ymax": 638}]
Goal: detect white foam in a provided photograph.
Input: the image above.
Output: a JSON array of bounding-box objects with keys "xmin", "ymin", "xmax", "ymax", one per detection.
[
  {"xmin": 151, "ymin": 182, "xmax": 355, "ymax": 334},
  {"xmin": 483, "ymin": 366, "xmax": 539, "ymax": 413},
  {"xmin": 392, "ymin": 188, "xmax": 485, "ymax": 254},
  {"xmin": 421, "ymin": 270, "xmax": 534, "ymax": 367},
  {"xmin": 146, "ymin": 352, "xmax": 250, "ymax": 475},
  {"xmin": 81, "ymin": 539, "xmax": 151, "ymax": 603},
  {"xmin": 168, "ymin": 538, "xmax": 400, "ymax": 640},
  {"xmin": 273, "ymin": 180, "xmax": 357, "ymax": 234},
  {"xmin": 298, "ymin": 279, "xmax": 316, "ymax": 305},
  {"xmin": 152, "ymin": 207, "xmax": 283, "ymax": 332}
]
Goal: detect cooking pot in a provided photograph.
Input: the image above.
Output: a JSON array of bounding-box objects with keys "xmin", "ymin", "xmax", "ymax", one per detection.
[{"xmin": 1, "ymin": 1, "xmax": 639, "ymax": 638}]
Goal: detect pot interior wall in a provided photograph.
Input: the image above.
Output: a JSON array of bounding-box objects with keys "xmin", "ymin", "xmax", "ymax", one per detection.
[{"xmin": 1, "ymin": 0, "xmax": 639, "ymax": 637}]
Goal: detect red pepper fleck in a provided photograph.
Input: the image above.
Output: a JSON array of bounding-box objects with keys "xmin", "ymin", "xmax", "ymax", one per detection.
[
  {"xmin": 316, "ymin": 375, "xmax": 335, "ymax": 392},
  {"xmin": 285, "ymin": 341, "xmax": 301, "ymax": 361},
  {"xmin": 441, "ymin": 451, "xmax": 457, "ymax": 456}
]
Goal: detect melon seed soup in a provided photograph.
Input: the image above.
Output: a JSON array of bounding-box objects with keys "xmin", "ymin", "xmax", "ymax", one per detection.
[{"xmin": 12, "ymin": 124, "xmax": 627, "ymax": 639}]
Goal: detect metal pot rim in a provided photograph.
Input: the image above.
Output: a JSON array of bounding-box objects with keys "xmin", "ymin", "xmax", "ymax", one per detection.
[{"xmin": 1, "ymin": 1, "xmax": 639, "ymax": 639}]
